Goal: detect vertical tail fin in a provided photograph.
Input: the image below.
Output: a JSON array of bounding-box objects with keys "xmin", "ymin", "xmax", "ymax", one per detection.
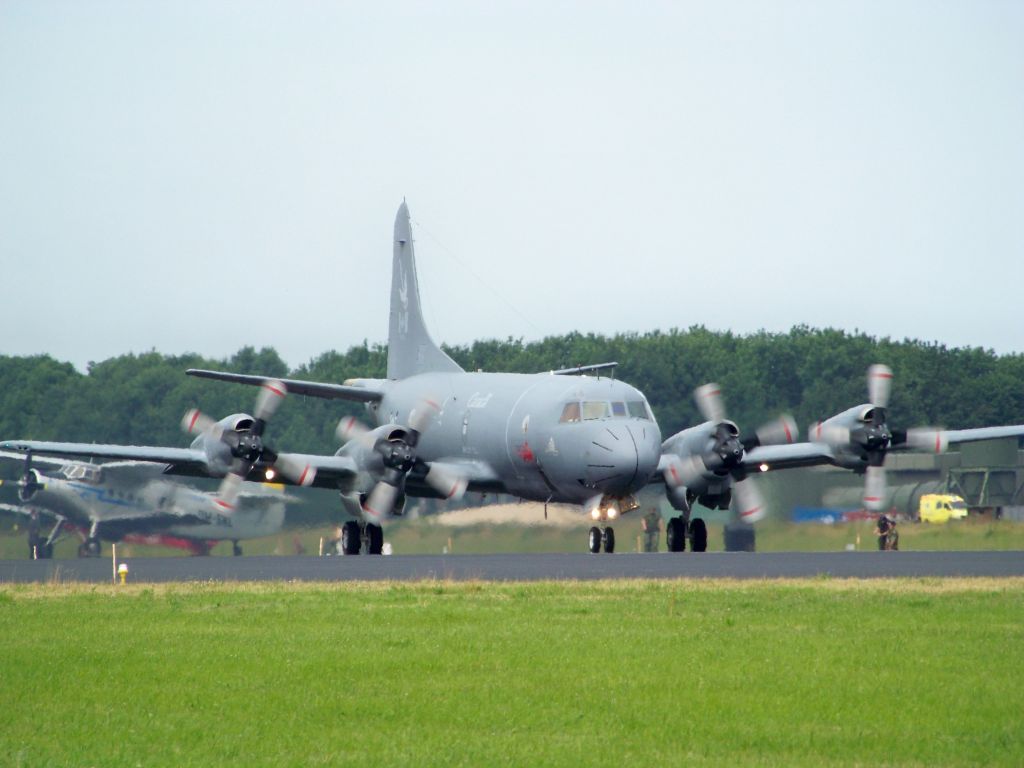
[{"xmin": 387, "ymin": 202, "xmax": 464, "ymax": 380}]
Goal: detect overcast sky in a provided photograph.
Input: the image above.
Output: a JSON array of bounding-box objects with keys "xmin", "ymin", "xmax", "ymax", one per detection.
[{"xmin": 2, "ymin": 1, "xmax": 1022, "ymax": 372}]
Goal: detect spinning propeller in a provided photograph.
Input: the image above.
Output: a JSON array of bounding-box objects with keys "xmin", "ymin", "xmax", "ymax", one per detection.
[
  {"xmin": 335, "ymin": 399, "xmax": 467, "ymax": 520},
  {"xmin": 664, "ymin": 383, "xmax": 797, "ymax": 523},
  {"xmin": 16, "ymin": 450, "xmax": 45, "ymax": 502},
  {"xmin": 809, "ymin": 364, "xmax": 947, "ymax": 511},
  {"xmin": 182, "ymin": 380, "xmax": 316, "ymax": 511}
]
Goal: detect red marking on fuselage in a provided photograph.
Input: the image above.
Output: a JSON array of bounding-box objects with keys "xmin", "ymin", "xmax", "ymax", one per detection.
[{"xmin": 517, "ymin": 442, "xmax": 536, "ymax": 463}]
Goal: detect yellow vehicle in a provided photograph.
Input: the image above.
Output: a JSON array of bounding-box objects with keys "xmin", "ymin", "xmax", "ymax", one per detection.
[{"xmin": 918, "ymin": 494, "xmax": 968, "ymax": 523}]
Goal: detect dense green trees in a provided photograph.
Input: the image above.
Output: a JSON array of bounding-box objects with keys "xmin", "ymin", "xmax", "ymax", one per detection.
[{"xmin": 2, "ymin": 328, "xmax": 1022, "ymax": 457}]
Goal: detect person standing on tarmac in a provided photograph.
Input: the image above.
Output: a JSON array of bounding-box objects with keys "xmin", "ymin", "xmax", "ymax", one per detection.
[{"xmin": 642, "ymin": 507, "xmax": 661, "ymax": 552}]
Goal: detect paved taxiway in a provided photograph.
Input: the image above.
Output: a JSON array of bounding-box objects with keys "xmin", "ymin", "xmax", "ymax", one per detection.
[{"xmin": 1, "ymin": 551, "xmax": 1023, "ymax": 583}]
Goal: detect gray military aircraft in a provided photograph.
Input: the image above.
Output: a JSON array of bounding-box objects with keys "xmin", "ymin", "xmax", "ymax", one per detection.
[
  {"xmin": 5, "ymin": 201, "xmax": 1024, "ymax": 555},
  {"xmin": 0, "ymin": 449, "xmax": 294, "ymax": 558}
]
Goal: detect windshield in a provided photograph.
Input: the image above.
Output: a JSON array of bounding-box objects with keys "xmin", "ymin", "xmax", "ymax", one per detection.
[
  {"xmin": 559, "ymin": 402, "xmax": 581, "ymax": 423},
  {"xmin": 582, "ymin": 401, "xmax": 611, "ymax": 420}
]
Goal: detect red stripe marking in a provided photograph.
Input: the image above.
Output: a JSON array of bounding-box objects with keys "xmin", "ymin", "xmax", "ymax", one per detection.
[
  {"xmin": 188, "ymin": 411, "xmax": 200, "ymax": 431},
  {"xmin": 265, "ymin": 383, "xmax": 286, "ymax": 398},
  {"xmin": 783, "ymin": 422, "xmax": 793, "ymax": 442},
  {"xmin": 298, "ymin": 466, "xmax": 310, "ymax": 485},
  {"xmin": 215, "ymin": 499, "xmax": 234, "ymax": 511},
  {"xmin": 935, "ymin": 434, "xmax": 941, "ymax": 452},
  {"xmin": 872, "ymin": 372, "xmax": 893, "ymax": 379},
  {"xmin": 740, "ymin": 506, "xmax": 762, "ymax": 518}
]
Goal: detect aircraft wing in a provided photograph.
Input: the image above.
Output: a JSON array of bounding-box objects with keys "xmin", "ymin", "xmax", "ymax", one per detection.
[
  {"xmin": 186, "ymin": 369, "xmax": 384, "ymax": 403},
  {"xmin": 0, "ymin": 441, "xmax": 210, "ymax": 474},
  {"xmin": 742, "ymin": 442, "xmax": 839, "ymax": 472},
  {"xmin": 0, "ymin": 501, "xmax": 33, "ymax": 518},
  {"xmin": 940, "ymin": 425, "xmax": 1024, "ymax": 445},
  {"xmin": 652, "ymin": 442, "xmax": 838, "ymax": 484}
]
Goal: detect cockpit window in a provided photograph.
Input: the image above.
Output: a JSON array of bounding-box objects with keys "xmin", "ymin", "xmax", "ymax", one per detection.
[
  {"xmin": 559, "ymin": 402, "xmax": 581, "ymax": 423},
  {"xmin": 627, "ymin": 401, "xmax": 652, "ymax": 420},
  {"xmin": 61, "ymin": 464, "xmax": 103, "ymax": 484},
  {"xmin": 582, "ymin": 401, "xmax": 611, "ymax": 420},
  {"xmin": 611, "ymin": 402, "xmax": 627, "ymax": 418}
]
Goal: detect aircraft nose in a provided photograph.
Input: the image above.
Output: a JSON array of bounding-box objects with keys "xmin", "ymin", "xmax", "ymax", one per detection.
[{"xmin": 585, "ymin": 423, "xmax": 658, "ymax": 494}]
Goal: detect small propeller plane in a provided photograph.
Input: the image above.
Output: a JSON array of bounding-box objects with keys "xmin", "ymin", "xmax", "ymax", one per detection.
[
  {"xmin": 0, "ymin": 449, "xmax": 296, "ymax": 558},
  {"xmin": 5, "ymin": 201, "xmax": 1024, "ymax": 555}
]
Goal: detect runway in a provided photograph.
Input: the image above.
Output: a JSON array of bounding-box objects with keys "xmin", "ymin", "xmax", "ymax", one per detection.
[{"xmin": 1, "ymin": 550, "xmax": 1023, "ymax": 583}]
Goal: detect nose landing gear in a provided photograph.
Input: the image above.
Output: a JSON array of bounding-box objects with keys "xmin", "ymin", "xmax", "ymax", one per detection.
[{"xmin": 588, "ymin": 525, "xmax": 615, "ymax": 553}]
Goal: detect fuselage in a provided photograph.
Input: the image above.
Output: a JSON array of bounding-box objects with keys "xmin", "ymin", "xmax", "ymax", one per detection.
[{"xmin": 368, "ymin": 372, "xmax": 662, "ymax": 505}]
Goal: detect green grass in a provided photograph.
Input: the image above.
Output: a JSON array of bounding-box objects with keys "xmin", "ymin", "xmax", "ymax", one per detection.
[{"xmin": 2, "ymin": 579, "xmax": 1022, "ymax": 767}]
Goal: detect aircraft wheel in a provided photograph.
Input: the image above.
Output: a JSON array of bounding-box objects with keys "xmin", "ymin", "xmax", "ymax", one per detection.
[
  {"xmin": 689, "ymin": 518, "xmax": 708, "ymax": 552},
  {"xmin": 367, "ymin": 524, "xmax": 384, "ymax": 555},
  {"xmin": 602, "ymin": 527, "xmax": 615, "ymax": 554},
  {"xmin": 86, "ymin": 538, "xmax": 101, "ymax": 557},
  {"xmin": 666, "ymin": 517, "xmax": 687, "ymax": 552},
  {"xmin": 588, "ymin": 527, "xmax": 602, "ymax": 554},
  {"xmin": 341, "ymin": 521, "xmax": 361, "ymax": 555},
  {"xmin": 232, "ymin": 542, "xmax": 243, "ymax": 557}
]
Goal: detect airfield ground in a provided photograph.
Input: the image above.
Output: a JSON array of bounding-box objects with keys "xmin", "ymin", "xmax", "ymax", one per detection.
[
  {"xmin": 2, "ymin": 504, "xmax": 1024, "ymax": 559},
  {"xmin": 2, "ymin": 579, "xmax": 1022, "ymax": 767}
]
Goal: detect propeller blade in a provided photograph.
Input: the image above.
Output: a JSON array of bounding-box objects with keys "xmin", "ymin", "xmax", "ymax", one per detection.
[
  {"xmin": 336, "ymin": 415, "xmax": 371, "ymax": 444},
  {"xmin": 425, "ymin": 464, "xmax": 468, "ymax": 501},
  {"xmin": 408, "ymin": 397, "xmax": 442, "ymax": 435},
  {"xmin": 755, "ymin": 414, "xmax": 798, "ymax": 446},
  {"xmin": 273, "ymin": 454, "xmax": 317, "ymax": 487},
  {"xmin": 904, "ymin": 428, "xmax": 949, "ymax": 454},
  {"xmin": 694, "ymin": 383, "xmax": 726, "ymax": 424},
  {"xmin": 808, "ymin": 421, "xmax": 851, "ymax": 447},
  {"xmin": 734, "ymin": 478, "xmax": 766, "ymax": 523},
  {"xmin": 663, "ymin": 454, "xmax": 706, "ymax": 489},
  {"xmin": 254, "ymin": 380, "xmax": 288, "ymax": 422},
  {"xmin": 867, "ymin": 364, "xmax": 893, "ymax": 409},
  {"xmin": 214, "ymin": 472, "xmax": 244, "ymax": 512},
  {"xmin": 181, "ymin": 409, "xmax": 220, "ymax": 437},
  {"xmin": 863, "ymin": 465, "xmax": 887, "ymax": 511},
  {"xmin": 364, "ymin": 481, "xmax": 400, "ymax": 521}
]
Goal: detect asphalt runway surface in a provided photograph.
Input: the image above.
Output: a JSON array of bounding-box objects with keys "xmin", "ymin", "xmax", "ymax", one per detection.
[{"xmin": 1, "ymin": 550, "xmax": 1023, "ymax": 583}]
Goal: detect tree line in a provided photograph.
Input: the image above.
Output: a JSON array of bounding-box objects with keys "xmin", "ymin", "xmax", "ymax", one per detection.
[{"xmin": 2, "ymin": 326, "xmax": 1023, "ymax": 459}]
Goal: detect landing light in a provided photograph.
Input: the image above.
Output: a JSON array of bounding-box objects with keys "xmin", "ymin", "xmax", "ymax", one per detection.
[
  {"xmin": 265, "ymin": 468, "xmax": 276, "ymax": 481},
  {"xmin": 759, "ymin": 463, "xmax": 770, "ymax": 472},
  {"xmin": 590, "ymin": 509, "xmax": 600, "ymax": 520},
  {"xmin": 607, "ymin": 506, "xmax": 618, "ymax": 520}
]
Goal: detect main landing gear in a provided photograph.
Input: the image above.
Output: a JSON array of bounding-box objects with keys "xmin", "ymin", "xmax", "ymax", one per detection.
[
  {"xmin": 76, "ymin": 521, "xmax": 103, "ymax": 558},
  {"xmin": 666, "ymin": 516, "xmax": 708, "ymax": 553},
  {"xmin": 340, "ymin": 520, "xmax": 385, "ymax": 555}
]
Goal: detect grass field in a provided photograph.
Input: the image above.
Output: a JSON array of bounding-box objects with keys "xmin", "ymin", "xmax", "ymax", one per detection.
[{"xmin": 2, "ymin": 579, "xmax": 1022, "ymax": 767}]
